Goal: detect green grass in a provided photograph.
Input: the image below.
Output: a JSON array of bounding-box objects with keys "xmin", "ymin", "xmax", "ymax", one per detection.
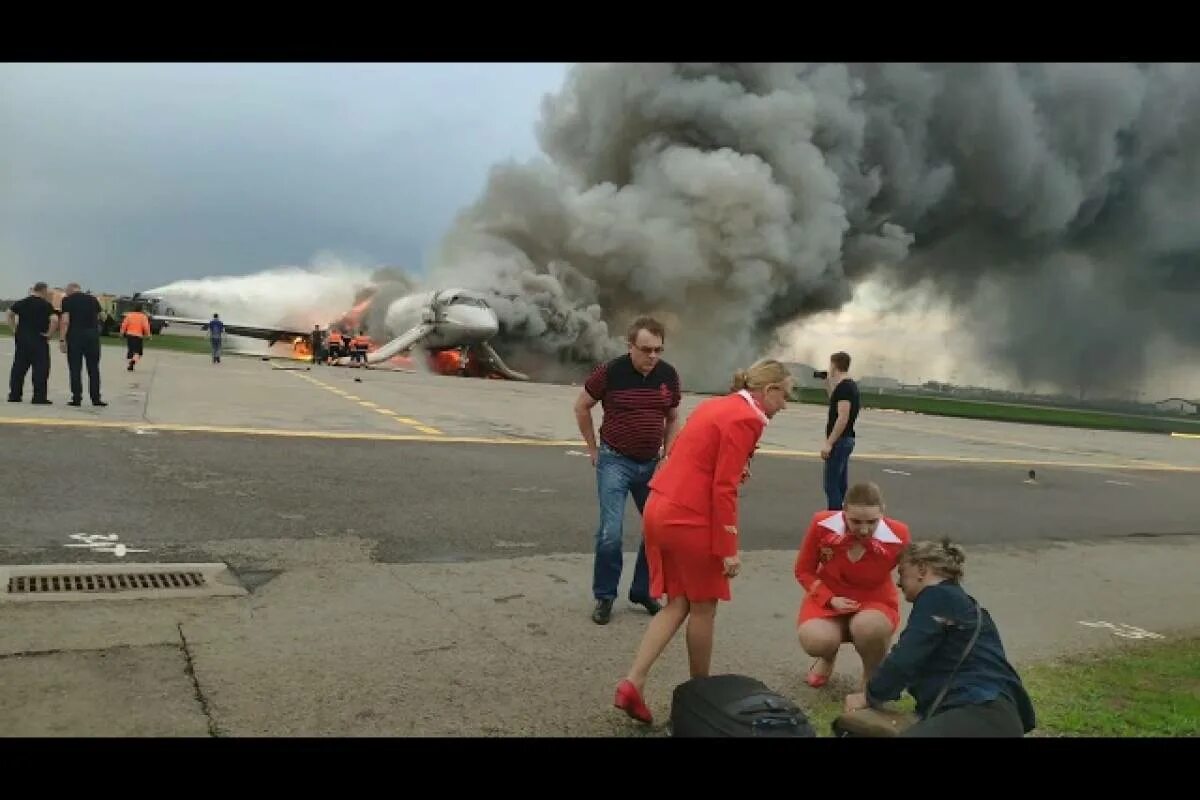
[
  {"xmin": 1, "ymin": 323, "xmax": 213, "ymax": 355},
  {"xmin": 798, "ymin": 637, "xmax": 1200, "ymax": 737},
  {"xmin": 1020, "ymin": 637, "xmax": 1200, "ymax": 737},
  {"xmin": 792, "ymin": 387, "xmax": 1200, "ymax": 436}
]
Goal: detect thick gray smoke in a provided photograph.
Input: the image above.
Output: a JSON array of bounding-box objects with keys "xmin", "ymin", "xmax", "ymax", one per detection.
[{"xmin": 429, "ymin": 63, "xmax": 1200, "ymax": 394}]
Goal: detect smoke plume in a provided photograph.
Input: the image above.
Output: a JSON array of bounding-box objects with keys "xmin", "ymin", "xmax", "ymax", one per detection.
[{"xmin": 429, "ymin": 63, "xmax": 1200, "ymax": 394}]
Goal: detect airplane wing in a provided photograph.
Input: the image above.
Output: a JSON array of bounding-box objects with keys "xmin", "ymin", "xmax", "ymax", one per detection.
[{"xmin": 157, "ymin": 316, "xmax": 313, "ymax": 345}]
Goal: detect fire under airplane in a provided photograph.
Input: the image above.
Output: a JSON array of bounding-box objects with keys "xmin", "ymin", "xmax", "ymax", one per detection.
[{"xmin": 153, "ymin": 288, "xmax": 530, "ymax": 380}]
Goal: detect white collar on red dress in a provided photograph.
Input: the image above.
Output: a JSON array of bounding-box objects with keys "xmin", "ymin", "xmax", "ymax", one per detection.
[
  {"xmin": 736, "ymin": 389, "xmax": 770, "ymax": 425},
  {"xmin": 817, "ymin": 511, "xmax": 903, "ymax": 544}
]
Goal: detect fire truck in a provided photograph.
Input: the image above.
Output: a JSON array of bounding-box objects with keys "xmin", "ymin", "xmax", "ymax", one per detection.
[{"xmin": 97, "ymin": 293, "xmax": 172, "ymax": 337}]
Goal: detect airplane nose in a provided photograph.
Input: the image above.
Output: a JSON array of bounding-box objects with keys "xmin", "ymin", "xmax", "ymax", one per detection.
[{"xmin": 451, "ymin": 307, "xmax": 499, "ymax": 339}]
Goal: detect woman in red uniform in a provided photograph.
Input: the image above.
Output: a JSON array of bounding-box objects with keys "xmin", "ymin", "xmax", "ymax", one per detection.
[
  {"xmin": 795, "ymin": 481, "xmax": 910, "ymax": 690},
  {"xmin": 613, "ymin": 359, "xmax": 793, "ymax": 724}
]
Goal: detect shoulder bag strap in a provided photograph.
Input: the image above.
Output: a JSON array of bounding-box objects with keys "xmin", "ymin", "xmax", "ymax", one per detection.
[{"xmin": 926, "ymin": 598, "xmax": 983, "ymax": 718}]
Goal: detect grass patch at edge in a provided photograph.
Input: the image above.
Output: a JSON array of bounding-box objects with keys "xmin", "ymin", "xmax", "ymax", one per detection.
[{"xmin": 797, "ymin": 637, "xmax": 1200, "ymax": 737}]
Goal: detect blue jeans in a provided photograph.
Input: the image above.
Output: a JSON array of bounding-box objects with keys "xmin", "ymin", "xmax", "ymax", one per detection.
[
  {"xmin": 823, "ymin": 437, "xmax": 855, "ymax": 510},
  {"xmin": 593, "ymin": 443, "xmax": 658, "ymax": 602},
  {"xmin": 210, "ymin": 338, "xmax": 222, "ymax": 361}
]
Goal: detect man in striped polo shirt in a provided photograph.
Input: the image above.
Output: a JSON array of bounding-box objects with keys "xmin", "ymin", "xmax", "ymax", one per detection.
[{"xmin": 574, "ymin": 316, "xmax": 682, "ymax": 625}]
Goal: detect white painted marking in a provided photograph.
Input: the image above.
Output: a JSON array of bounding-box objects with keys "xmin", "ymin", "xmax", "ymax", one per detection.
[
  {"xmin": 64, "ymin": 533, "xmax": 149, "ymax": 558},
  {"xmin": 565, "ymin": 450, "xmax": 590, "ymax": 457},
  {"xmin": 1104, "ymin": 480, "xmax": 1134, "ymax": 487},
  {"xmin": 1078, "ymin": 620, "xmax": 1164, "ymax": 640},
  {"xmin": 132, "ymin": 428, "xmax": 157, "ymax": 436},
  {"xmin": 511, "ymin": 487, "xmax": 556, "ymax": 494},
  {"xmin": 882, "ymin": 468, "xmax": 912, "ymax": 476},
  {"xmin": 494, "ymin": 540, "xmax": 537, "ymax": 549}
]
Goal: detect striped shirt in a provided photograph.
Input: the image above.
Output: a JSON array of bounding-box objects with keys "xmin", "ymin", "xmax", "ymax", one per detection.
[{"xmin": 585, "ymin": 354, "xmax": 681, "ymax": 462}]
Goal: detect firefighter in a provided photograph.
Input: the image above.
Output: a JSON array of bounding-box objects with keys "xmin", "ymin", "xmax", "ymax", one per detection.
[
  {"xmin": 326, "ymin": 328, "xmax": 344, "ymax": 364},
  {"xmin": 119, "ymin": 303, "xmax": 152, "ymax": 371},
  {"xmin": 351, "ymin": 330, "xmax": 370, "ymax": 368}
]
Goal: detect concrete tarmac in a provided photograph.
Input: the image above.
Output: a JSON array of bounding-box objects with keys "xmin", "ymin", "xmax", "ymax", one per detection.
[{"xmin": 1, "ymin": 343, "xmax": 1198, "ymax": 736}]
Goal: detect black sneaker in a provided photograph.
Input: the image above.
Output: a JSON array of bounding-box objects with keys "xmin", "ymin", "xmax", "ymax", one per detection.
[
  {"xmin": 630, "ymin": 596, "xmax": 663, "ymax": 616},
  {"xmin": 92, "ymin": 400, "xmax": 108, "ymax": 407},
  {"xmin": 31, "ymin": 398, "xmax": 52, "ymax": 405},
  {"xmin": 68, "ymin": 398, "xmax": 82, "ymax": 407},
  {"xmin": 7, "ymin": 396, "xmax": 20, "ymax": 403},
  {"xmin": 592, "ymin": 599, "xmax": 614, "ymax": 625}
]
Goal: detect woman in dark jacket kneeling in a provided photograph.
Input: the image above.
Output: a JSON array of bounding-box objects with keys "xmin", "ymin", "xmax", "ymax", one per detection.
[{"xmin": 843, "ymin": 539, "xmax": 1036, "ymax": 737}]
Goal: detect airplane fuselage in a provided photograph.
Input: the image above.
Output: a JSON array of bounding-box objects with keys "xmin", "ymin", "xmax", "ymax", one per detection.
[{"xmin": 381, "ymin": 289, "xmax": 500, "ymax": 349}]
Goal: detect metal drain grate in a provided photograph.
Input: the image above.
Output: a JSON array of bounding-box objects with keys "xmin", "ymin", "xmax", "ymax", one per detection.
[
  {"xmin": 8, "ymin": 571, "xmax": 206, "ymax": 595},
  {"xmin": 0, "ymin": 563, "xmax": 247, "ymax": 604}
]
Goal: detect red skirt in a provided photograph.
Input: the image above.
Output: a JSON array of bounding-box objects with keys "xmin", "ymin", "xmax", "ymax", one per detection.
[
  {"xmin": 797, "ymin": 593, "xmax": 900, "ymax": 631},
  {"xmin": 644, "ymin": 493, "xmax": 730, "ymax": 602}
]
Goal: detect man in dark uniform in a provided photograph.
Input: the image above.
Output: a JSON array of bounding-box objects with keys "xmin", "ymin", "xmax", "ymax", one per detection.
[
  {"xmin": 7, "ymin": 282, "xmax": 59, "ymax": 405},
  {"xmin": 58, "ymin": 282, "xmax": 107, "ymax": 407},
  {"xmin": 310, "ymin": 325, "xmax": 323, "ymax": 366}
]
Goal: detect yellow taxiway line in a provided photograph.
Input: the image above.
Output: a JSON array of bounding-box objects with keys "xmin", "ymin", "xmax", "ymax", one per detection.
[
  {"xmin": 1171, "ymin": 432, "xmax": 1200, "ymax": 440},
  {"xmin": 290, "ymin": 372, "xmax": 444, "ymax": 436},
  {"xmin": 2, "ymin": 415, "xmax": 1198, "ymax": 473}
]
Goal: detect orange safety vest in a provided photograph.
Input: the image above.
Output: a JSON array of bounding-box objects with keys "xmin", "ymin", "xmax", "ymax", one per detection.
[
  {"xmin": 352, "ymin": 335, "xmax": 370, "ymax": 350},
  {"xmin": 328, "ymin": 331, "xmax": 343, "ymax": 345},
  {"xmin": 120, "ymin": 311, "xmax": 151, "ymax": 338}
]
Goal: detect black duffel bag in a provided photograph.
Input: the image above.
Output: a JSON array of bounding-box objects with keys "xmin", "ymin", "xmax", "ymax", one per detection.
[{"xmin": 670, "ymin": 674, "xmax": 815, "ymax": 737}]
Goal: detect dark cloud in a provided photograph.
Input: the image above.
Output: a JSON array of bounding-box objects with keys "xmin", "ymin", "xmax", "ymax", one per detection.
[
  {"xmin": 0, "ymin": 63, "xmax": 567, "ymax": 296},
  {"xmin": 430, "ymin": 63, "xmax": 1200, "ymax": 394}
]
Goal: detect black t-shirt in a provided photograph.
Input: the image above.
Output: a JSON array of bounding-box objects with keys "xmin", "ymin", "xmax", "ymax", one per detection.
[
  {"xmin": 826, "ymin": 377, "xmax": 860, "ymax": 440},
  {"xmin": 10, "ymin": 295, "xmax": 55, "ymax": 340},
  {"xmin": 60, "ymin": 292, "xmax": 102, "ymax": 335}
]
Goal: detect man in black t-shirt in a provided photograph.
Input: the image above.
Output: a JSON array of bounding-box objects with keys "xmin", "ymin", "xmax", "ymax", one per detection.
[
  {"xmin": 7, "ymin": 282, "xmax": 59, "ymax": 405},
  {"xmin": 820, "ymin": 351, "xmax": 861, "ymax": 510},
  {"xmin": 58, "ymin": 282, "xmax": 107, "ymax": 407}
]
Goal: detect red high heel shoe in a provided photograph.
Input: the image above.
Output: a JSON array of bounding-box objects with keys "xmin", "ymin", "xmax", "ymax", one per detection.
[
  {"xmin": 806, "ymin": 658, "xmax": 832, "ymax": 688},
  {"xmin": 614, "ymin": 679, "xmax": 653, "ymax": 724}
]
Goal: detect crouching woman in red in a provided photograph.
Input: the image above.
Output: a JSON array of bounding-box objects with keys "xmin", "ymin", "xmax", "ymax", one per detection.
[
  {"xmin": 613, "ymin": 359, "xmax": 793, "ymax": 725},
  {"xmin": 795, "ymin": 482, "xmax": 909, "ymax": 689}
]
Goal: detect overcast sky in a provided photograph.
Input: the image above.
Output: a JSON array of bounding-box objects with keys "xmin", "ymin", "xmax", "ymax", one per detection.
[{"xmin": 0, "ymin": 62, "xmax": 569, "ymax": 297}]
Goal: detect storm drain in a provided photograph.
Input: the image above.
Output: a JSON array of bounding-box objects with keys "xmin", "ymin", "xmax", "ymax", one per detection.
[
  {"xmin": 9, "ymin": 571, "xmax": 206, "ymax": 595},
  {"xmin": 0, "ymin": 563, "xmax": 248, "ymax": 603}
]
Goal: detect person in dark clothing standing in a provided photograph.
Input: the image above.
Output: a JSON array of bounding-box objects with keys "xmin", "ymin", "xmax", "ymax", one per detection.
[
  {"xmin": 58, "ymin": 283, "xmax": 106, "ymax": 407},
  {"xmin": 574, "ymin": 316, "xmax": 682, "ymax": 625},
  {"xmin": 843, "ymin": 540, "xmax": 1036, "ymax": 737},
  {"xmin": 310, "ymin": 325, "xmax": 323, "ymax": 366},
  {"xmin": 820, "ymin": 351, "xmax": 860, "ymax": 510},
  {"xmin": 7, "ymin": 282, "xmax": 59, "ymax": 405}
]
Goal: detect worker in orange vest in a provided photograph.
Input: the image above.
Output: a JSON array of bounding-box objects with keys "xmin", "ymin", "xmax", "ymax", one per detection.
[
  {"xmin": 119, "ymin": 304, "xmax": 152, "ymax": 371},
  {"xmin": 326, "ymin": 329, "xmax": 344, "ymax": 364},
  {"xmin": 350, "ymin": 331, "xmax": 370, "ymax": 368}
]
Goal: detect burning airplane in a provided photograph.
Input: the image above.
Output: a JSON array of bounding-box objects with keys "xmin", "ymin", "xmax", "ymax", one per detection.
[{"xmin": 154, "ymin": 287, "xmax": 529, "ymax": 380}]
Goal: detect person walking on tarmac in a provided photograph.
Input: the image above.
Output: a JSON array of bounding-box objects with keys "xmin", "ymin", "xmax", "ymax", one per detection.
[
  {"xmin": 58, "ymin": 282, "xmax": 107, "ymax": 407},
  {"xmin": 309, "ymin": 325, "xmax": 323, "ymax": 366},
  {"xmin": 120, "ymin": 303, "xmax": 152, "ymax": 371},
  {"xmin": 7, "ymin": 282, "xmax": 59, "ymax": 405},
  {"xmin": 203, "ymin": 313, "xmax": 225, "ymax": 364}
]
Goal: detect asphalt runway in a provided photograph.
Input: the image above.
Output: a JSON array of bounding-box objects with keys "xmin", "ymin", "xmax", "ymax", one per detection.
[
  {"xmin": 2, "ymin": 425, "xmax": 1196, "ymax": 569},
  {"xmin": 2, "ymin": 344, "xmax": 1197, "ymax": 569}
]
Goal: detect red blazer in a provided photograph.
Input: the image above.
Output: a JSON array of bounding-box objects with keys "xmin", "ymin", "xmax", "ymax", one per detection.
[
  {"xmin": 648, "ymin": 391, "xmax": 768, "ymax": 558},
  {"xmin": 794, "ymin": 510, "xmax": 910, "ymax": 609}
]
